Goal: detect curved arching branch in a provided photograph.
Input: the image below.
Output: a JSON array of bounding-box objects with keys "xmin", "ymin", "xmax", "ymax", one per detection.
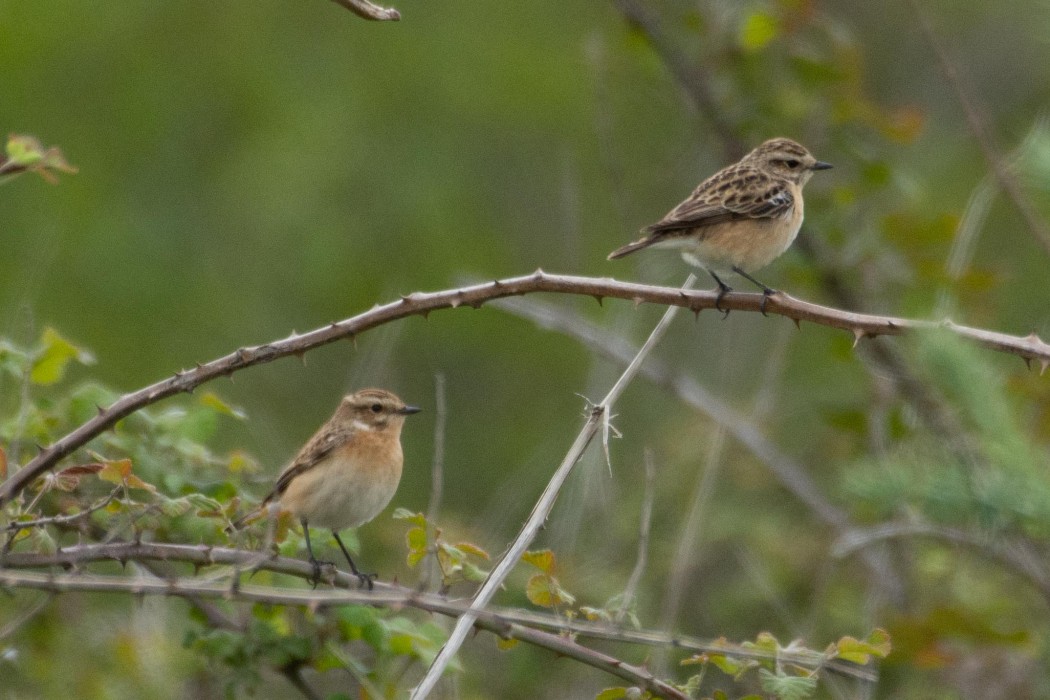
[{"xmin": 3, "ymin": 271, "xmax": 1048, "ymax": 505}]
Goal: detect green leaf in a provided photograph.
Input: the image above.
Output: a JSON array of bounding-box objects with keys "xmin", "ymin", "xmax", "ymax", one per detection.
[
  {"xmin": 496, "ymin": 637, "xmax": 519, "ymax": 651},
  {"xmin": 595, "ymin": 689, "xmax": 628, "ymax": 700},
  {"xmin": 706, "ymin": 653, "xmax": 748, "ymax": 679},
  {"xmin": 98, "ymin": 458, "xmax": 133, "ymax": 485},
  {"xmin": 522, "ymin": 549, "xmax": 554, "ymax": 573},
  {"xmin": 834, "ymin": 628, "xmax": 891, "ymax": 664},
  {"xmin": 455, "ymin": 541, "xmax": 490, "ymax": 560},
  {"xmin": 526, "ymin": 573, "xmax": 555, "ymax": 607},
  {"xmin": 407, "ymin": 548, "xmax": 428, "ymax": 568},
  {"xmin": 406, "ymin": 526, "xmax": 428, "ymax": 551},
  {"xmin": 739, "ymin": 11, "xmax": 778, "ymax": 51},
  {"xmin": 159, "ymin": 496, "xmax": 193, "ymax": 517},
  {"xmin": 199, "ymin": 392, "xmax": 246, "ymax": 419},
  {"xmin": 393, "ymin": 508, "xmax": 427, "ymax": 526},
  {"xmin": 524, "ymin": 573, "xmax": 574, "ymax": 608},
  {"xmin": 27, "ymin": 527, "xmax": 57, "ymax": 555},
  {"xmin": 30, "ymin": 328, "xmax": 94, "ymax": 385},
  {"xmin": 3, "ymin": 134, "xmax": 77, "ymax": 183},
  {"xmin": 758, "ymin": 669, "xmax": 817, "ymax": 700},
  {"xmin": 461, "ymin": 561, "xmax": 490, "ymax": 582}
]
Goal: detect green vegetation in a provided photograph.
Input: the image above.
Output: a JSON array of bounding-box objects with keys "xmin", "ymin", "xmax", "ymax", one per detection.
[{"xmin": 4, "ymin": 1, "xmax": 1050, "ymax": 697}]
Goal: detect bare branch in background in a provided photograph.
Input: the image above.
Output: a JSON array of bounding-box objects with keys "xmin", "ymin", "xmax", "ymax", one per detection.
[
  {"xmin": 330, "ymin": 0, "xmax": 401, "ymax": 21},
  {"xmin": 906, "ymin": 0, "xmax": 1050, "ymax": 255},
  {"xmin": 610, "ymin": 0, "xmax": 745, "ymax": 161},
  {"xmin": 616, "ymin": 447, "xmax": 657, "ymax": 623},
  {"xmin": 833, "ymin": 521, "xmax": 1050, "ymax": 605}
]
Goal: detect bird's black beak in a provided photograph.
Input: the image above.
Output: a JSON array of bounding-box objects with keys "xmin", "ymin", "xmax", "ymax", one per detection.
[
  {"xmin": 399, "ymin": 405, "xmax": 422, "ymax": 415},
  {"xmin": 811, "ymin": 161, "xmax": 833, "ymax": 171}
]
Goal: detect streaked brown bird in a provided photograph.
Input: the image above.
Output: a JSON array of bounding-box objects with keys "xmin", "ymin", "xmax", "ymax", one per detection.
[
  {"xmin": 608, "ymin": 138, "xmax": 832, "ymax": 312},
  {"xmin": 233, "ymin": 388, "xmax": 420, "ymax": 588}
]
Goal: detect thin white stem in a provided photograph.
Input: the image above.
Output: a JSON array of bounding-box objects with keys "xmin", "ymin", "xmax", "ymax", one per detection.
[{"xmin": 409, "ymin": 275, "xmax": 696, "ymax": 699}]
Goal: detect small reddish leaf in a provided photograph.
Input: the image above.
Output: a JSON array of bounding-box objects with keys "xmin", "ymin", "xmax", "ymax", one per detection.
[
  {"xmin": 0, "ymin": 446, "xmax": 7, "ymax": 480},
  {"xmin": 59, "ymin": 463, "xmax": 105, "ymax": 476}
]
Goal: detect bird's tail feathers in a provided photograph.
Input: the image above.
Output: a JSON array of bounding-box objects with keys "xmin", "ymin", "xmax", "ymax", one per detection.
[
  {"xmin": 226, "ymin": 503, "xmax": 267, "ymax": 534},
  {"xmin": 607, "ymin": 238, "xmax": 654, "ymax": 260}
]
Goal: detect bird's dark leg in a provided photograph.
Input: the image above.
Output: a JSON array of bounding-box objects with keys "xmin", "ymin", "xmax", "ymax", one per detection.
[
  {"xmin": 333, "ymin": 531, "xmax": 376, "ymax": 590},
  {"xmin": 301, "ymin": 519, "xmax": 334, "ymax": 588},
  {"xmin": 732, "ymin": 266, "xmax": 776, "ymax": 316},
  {"xmin": 709, "ymin": 271, "xmax": 732, "ymax": 319}
]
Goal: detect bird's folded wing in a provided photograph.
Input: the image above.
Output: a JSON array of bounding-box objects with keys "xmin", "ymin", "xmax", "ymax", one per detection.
[
  {"xmin": 644, "ymin": 176, "xmax": 794, "ymax": 237},
  {"xmin": 266, "ymin": 428, "xmax": 350, "ymax": 502}
]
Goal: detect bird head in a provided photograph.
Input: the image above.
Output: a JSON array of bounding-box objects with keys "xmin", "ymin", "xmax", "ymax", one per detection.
[{"xmin": 747, "ymin": 138, "xmax": 832, "ymax": 185}]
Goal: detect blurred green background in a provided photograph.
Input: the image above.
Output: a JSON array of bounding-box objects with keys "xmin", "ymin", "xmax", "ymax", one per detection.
[{"xmin": 4, "ymin": 0, "xmax": 1050, "ymax": 697}]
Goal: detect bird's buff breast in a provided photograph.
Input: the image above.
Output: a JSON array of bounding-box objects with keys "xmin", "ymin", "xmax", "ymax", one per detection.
[
  {"xmin": 279, "ymin": 437, "xmax": 403, "ymax": 531},
  {"xmin": 670, "ymin": 199, "xmax": 803, "ymax": 275}
]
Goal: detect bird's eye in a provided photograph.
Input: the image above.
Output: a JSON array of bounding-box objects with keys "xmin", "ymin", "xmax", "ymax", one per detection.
[
  {"xmin": 785, "ymin": 159, "xmax": 800, "ymax": 169},
  {"xmin": 371, "ymin": 403, "xmax": 382, "ymax": 413}
]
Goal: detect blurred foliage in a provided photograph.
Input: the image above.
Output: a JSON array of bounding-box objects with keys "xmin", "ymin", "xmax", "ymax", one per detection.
[{"xmin": 4, "ymin": 0, "xmax": 1050, "ymax": 697}]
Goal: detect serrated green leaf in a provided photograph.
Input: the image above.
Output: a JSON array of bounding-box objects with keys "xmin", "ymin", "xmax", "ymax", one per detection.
[
  {"xmin": 835, "ymin": 628, "xmax": 892, "ymax": 664},
  {"xmin": 522, "ymin": 549, "xmax": 554, "ymax": 573},
  {"xmin": 526, "ymin": 573, "xmax": 555, "ymax": 607},
  {"xmin": 30, "ymin": 328, "xmax": 94, "ymax": 385},
  {"xmin": 758, "ymin": 669, "xmax": 817, "ymax": 700},
  {"xmin": 161, "ymin": 496, "xmax": 195, "ymax": 517},
  {"xmin": 748, "ymin": 631, "xmax": 781, "ymax": 654}
]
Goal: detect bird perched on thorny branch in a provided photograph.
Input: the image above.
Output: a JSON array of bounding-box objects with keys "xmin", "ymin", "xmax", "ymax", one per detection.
[
  {"xmin": 231, "ymin": 388, "xmax": 421, "ymax": 589},
  {"xmin": 608, "ymin": 137, "xmax": 832, "ymax": 314}
]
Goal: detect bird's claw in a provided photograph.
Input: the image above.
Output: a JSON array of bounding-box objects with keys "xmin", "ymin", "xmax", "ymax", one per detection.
[
  {"xmin": 308, "ymin": 558, "xmax": 336, "ymax": 588},
  {"xmin": 355, "ymin": 571, "xmax": 378, "ymax": 590},
  {"xmin": 759, "ymin": 288, "xmax": 777, "ymax": 317},
  {"xmin": 714, "ymin": 285, "xmax": 732, "ymax": 319}
]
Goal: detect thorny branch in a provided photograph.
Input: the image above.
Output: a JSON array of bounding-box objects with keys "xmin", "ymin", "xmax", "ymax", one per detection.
[
  {"xmin": 0, "ymin": 542, "xmax": 877, "ymax": 683},
  {"xmin": 3, "ymin": 271, "xmax": 1048, "ymax": 507}
]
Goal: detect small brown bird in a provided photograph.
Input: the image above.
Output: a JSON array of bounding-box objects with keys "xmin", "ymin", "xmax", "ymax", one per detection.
[
  {"xmin": 234, "ymin": 388, "xmax": 421, "ymax": 588},
  {"xmin": 608, "ymin": 138, "xmax": 832, "ymax": 312}
]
